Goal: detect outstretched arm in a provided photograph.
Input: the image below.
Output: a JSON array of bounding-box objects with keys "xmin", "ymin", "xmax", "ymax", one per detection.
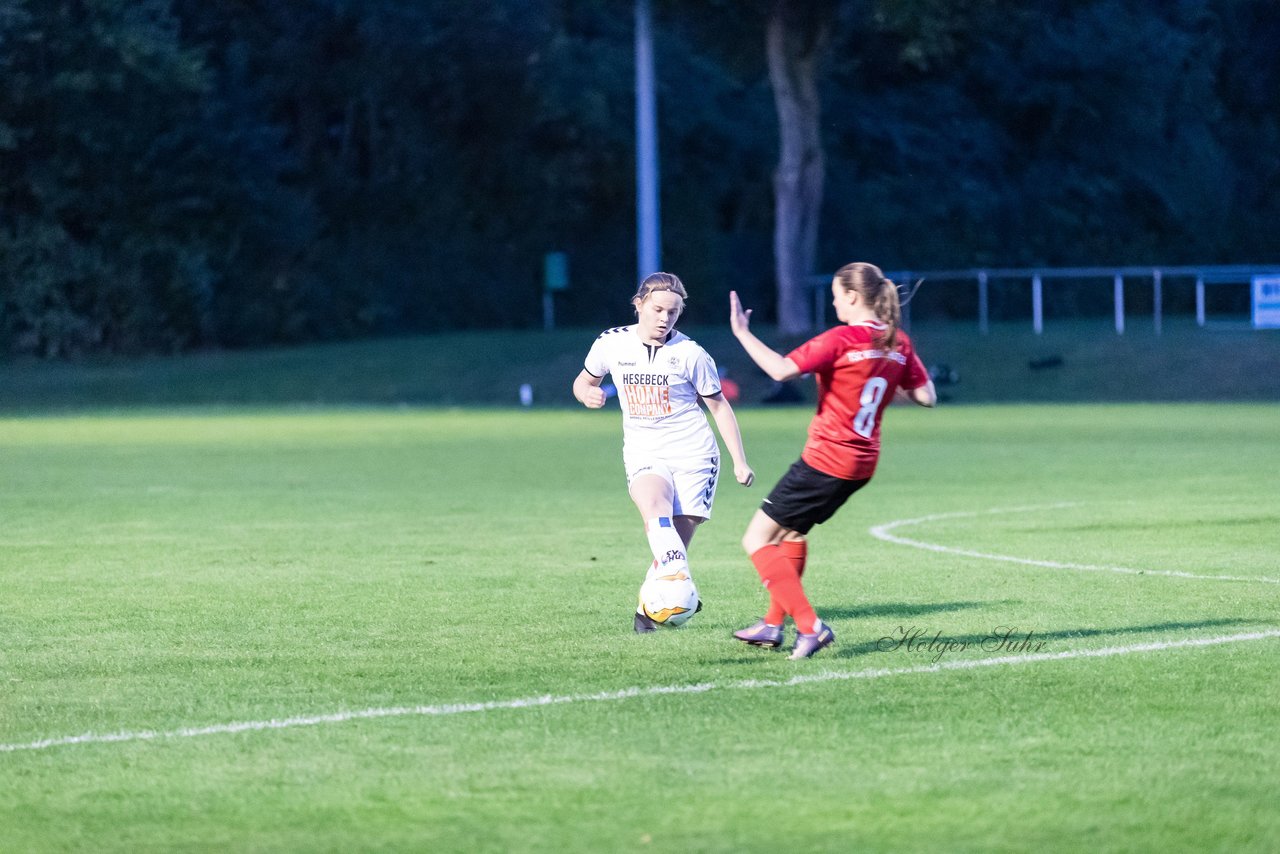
[
  {"xmin": 701, "ymin": 393, "xmax": 754, "ymax": 486},
  {"xmin": 573, "ymin": 369, "xmax": 607, "ymax": 408},
  {"xmin": 729, "ymin": 291, "xmax": 801, "ymax": 382}
]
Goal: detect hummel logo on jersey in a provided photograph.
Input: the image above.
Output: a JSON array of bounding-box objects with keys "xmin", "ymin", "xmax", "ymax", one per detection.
[{"xmin": 616, "ymin": 360, "xmax": 636, "ymax": 367}]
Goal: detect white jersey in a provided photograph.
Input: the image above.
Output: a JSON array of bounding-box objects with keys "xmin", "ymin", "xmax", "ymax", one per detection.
[{"xmin": 583, "ymin": 326, "xmax": 722, "ymax": 460}]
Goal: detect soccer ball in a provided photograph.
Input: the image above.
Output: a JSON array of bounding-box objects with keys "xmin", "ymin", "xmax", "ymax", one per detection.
[{"xmin": 638, "ymin": 570, "xmax": 700, "ymax": 627}]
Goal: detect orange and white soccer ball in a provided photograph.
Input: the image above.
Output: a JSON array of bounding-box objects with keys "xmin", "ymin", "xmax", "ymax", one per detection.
[{"xmin": 638, "ymin": 570, "xmax": 700, "ymax": 627}]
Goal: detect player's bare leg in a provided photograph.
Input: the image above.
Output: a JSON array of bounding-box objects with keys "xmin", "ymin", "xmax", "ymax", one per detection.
[
  {"xmin": 741, "ymin": 508, "xmax": 790, "ymax": 553},
  {"xmin": 630, "ymin": 475, "xmax": 697, "ymax": 632},
  {"xmin": 672, "ymin": 514, "xmax": 703, "ymax": 549},
  {"xmin": 629, "ymin": 472, "xmax": 674, "ymax": 515}
]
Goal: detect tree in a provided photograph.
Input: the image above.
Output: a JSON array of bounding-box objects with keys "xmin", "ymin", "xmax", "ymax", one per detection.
[
  {"xmin": 0, "ymin": 0, "xmax": 213, "ymax": 354},
  {"xmin": 5, "ymin": 1, "xmax": 1277, "ymax": 356},
  {"xmin": 765, "ymin": 0, "xmax": 833, "ymax": 333},
  {"xmin": 0, "ymin": 0, "xmax": 308, "ymax": 355}
]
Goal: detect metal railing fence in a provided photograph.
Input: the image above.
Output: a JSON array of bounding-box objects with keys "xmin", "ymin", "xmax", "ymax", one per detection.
[{"xmin": 809, "ymin": 265, "xmax": 1280, "ymax": 334}]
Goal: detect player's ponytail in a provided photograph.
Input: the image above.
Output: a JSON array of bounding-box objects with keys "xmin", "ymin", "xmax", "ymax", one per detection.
[{"xmin": 835, "ymin": 262, "xmax": 903, "ymax": 349}]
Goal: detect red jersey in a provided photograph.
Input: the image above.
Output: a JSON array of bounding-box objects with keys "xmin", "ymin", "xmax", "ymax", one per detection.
[{"xmin": 785, "ymin": 321, "xmax": 929, "ymax": 481}]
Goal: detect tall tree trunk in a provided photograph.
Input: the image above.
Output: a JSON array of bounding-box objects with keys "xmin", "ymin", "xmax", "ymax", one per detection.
[{"xmin": 767, "ymin": 0, "xmax": 828, "ymax": 334}]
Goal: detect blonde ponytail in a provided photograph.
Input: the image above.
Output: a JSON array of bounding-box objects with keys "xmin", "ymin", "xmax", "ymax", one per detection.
[{"xmin": 834, "ymin": 262, "xmax": 902, "ymax": 349}]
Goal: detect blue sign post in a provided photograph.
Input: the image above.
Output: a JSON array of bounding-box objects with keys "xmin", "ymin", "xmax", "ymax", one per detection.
[{"xmin": 543, "ymin": 252, "xmax": 569, "ymax": 330}]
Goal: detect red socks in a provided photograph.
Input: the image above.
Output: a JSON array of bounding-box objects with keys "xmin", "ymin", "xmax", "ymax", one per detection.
[
  {"xmin": 763, "ymin": 539, "xmax": 807, "ymax": 626},
  {"xmin": 751, "ymin": 541, "xmax": 817, "ymax": 634},
  {"xmin": 780, "ymin": 538, "xmax": 808, "ymax": 578}
]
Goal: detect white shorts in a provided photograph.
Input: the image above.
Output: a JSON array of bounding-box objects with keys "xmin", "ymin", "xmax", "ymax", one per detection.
[{"xmin": 625, "ymin": 453, "xmax": 720, "ymax": 519}]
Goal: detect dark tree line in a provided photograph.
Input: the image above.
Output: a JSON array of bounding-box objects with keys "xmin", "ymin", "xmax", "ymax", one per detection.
[{"xmin": 1, "ymin": 0, "xmax": 1277, "ymax": 356}]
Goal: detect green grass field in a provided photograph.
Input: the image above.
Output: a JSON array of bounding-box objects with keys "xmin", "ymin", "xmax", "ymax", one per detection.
[{"xmin": 2, "ymin": 400, "xmax": 1277, "ymax": 852}]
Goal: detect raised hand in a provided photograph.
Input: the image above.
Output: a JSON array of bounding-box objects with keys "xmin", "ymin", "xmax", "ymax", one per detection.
[{"xmin": 729, "ymin": 290, "xmax": 753, "ymax": 336}]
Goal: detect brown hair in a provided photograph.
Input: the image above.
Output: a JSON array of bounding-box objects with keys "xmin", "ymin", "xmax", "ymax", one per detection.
[
  {"xmin": 834, "ymin": 262, "xmax": 903, "ymax": 349},
  {"xmin": 632, "ymin": 272, "xmax": 688, "ymax": 312}
]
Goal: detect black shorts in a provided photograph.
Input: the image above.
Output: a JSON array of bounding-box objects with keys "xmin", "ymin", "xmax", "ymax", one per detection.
[{"xmin": 760, "ymin": 458, "xmax": 870, "ymax": 534}]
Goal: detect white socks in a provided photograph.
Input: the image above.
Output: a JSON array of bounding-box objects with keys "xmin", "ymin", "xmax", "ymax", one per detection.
[{"xmin": 645, "ymin": 517, "xmax": 690, "ymax": 579}]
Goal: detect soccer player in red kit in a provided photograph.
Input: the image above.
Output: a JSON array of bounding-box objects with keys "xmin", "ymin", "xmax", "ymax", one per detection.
[{"xmin": 729, "ymin": 262, "xmax": 937, "ymax": 659}]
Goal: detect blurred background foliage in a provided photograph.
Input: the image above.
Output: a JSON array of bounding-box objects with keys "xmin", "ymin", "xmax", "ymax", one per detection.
[{"xmin": 1, "ymin": 0, "xmax": 1277, "ymax": 357}]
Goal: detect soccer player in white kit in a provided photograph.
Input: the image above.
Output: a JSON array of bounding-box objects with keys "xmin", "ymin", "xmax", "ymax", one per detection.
[{"xmin": 573, "ymin": 273, "xmax": 755, "ymax": 632}]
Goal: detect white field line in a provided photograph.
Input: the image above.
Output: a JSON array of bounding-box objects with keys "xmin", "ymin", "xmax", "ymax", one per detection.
[
  {"xmin": 868, "ymin": 504, "xmax": 1280, "ymax": 585},
  {"xmin": 3, "ymin": 628, "xmax": 1278, "ymax": 754}
]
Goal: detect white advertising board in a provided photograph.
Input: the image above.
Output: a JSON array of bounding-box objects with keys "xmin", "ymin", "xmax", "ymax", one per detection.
[{"xmin": 1252, "ymin": 276, "xmax": 1280, "ymax": 329}]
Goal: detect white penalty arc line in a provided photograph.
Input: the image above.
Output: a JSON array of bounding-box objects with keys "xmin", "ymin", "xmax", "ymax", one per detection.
[
  {"xmin": 3, "ymin": 628, "xmax": 1279, "ymax": 754},
  {"xmin": 869, "ymin": 504, "xmax": 1280, "ymax": 585}
]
